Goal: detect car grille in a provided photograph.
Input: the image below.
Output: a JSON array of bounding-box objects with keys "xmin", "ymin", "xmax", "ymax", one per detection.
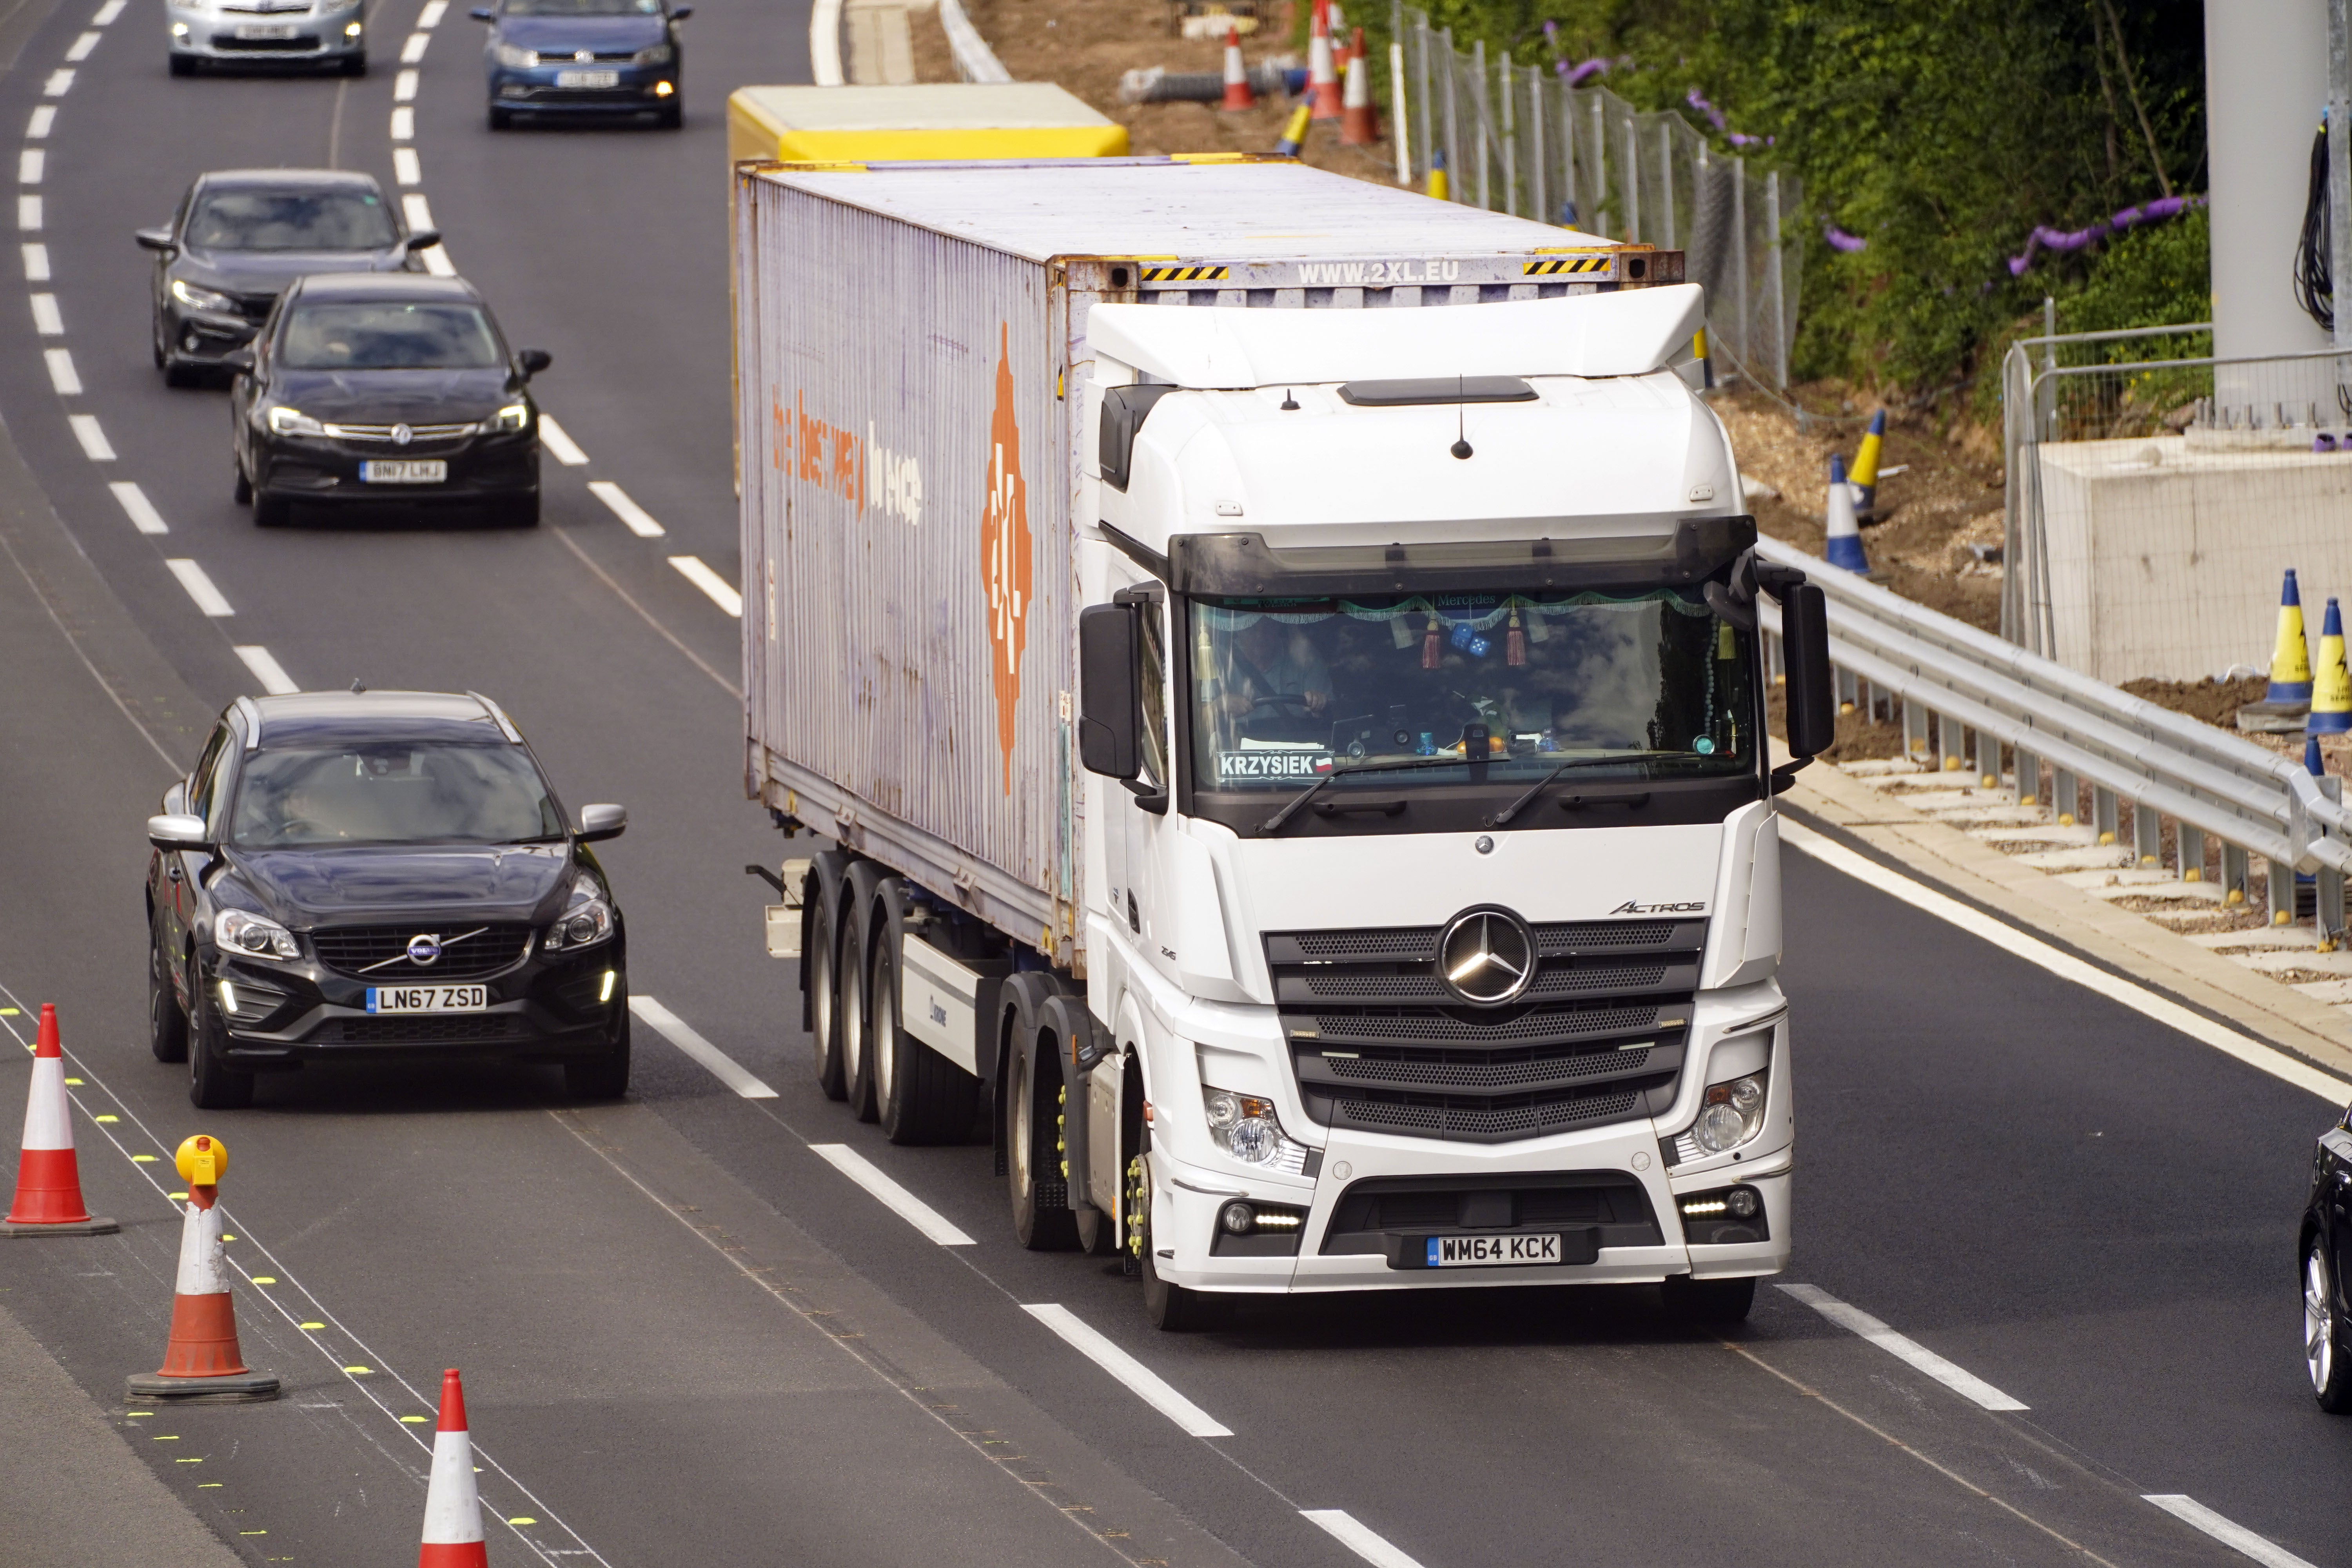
[
  {"xmin": 324, "ymin": 421, "xmax": 479, "ymax": 444},
  {"xmin": 311, "ymin": 923, "xmax": 535, "ymax": 981},
  {"xmin": 211, "ymin": 32, "xmax": 321, "ymax": 48},
  {"xmin": 1270, "ymin": 916, "xmax": 1703, "ymax": 1145},
  {"xmin": 314, "ymin": 1015, "xmax": 526, "ymax": 1045}
]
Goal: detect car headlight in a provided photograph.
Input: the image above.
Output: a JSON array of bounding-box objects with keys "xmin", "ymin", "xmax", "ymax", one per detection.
[
  {"xmin": 170, "ymin": 278, "xmax": 237, "ymax": 313},
  {"xmin": 216, "ymin": 909, "xmax": 299, "ymax": 961},
  {"xmin": 1201, "ymin": 1086, "xmax": 1309, "ymax": 1172},
  {"xmin": 632, "ymin": 41, "xmax": 672, "ymax": 64},
  {"xmin": 1690, "ymin": 1071, "xmax": 1768, "ymax": 1154},
  {"xmin": 544, "ymin": 874, "xmax": 615, "ymax": 951},
  {"xmin": 267, "ymin": 405, "xmax": 323, "ymax": 436},
  {"xmin": 492, "ymin": 401, "xmax": 529, "ymax": 433},
  {"xmin": 494, "ymin": 41, "xmax": 539, "ymax": 67}
]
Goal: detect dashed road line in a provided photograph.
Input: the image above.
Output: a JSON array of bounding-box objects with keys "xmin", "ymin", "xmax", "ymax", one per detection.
[
  {"xmin": 401, "ymin": 192, "xmax": 432, "ymax": 229},
  {"xmin": 108, "ymin": 481, "xmax": 167, "ymax": 534},
  {"xmin": 1021, "ymin": 1304, "xmax": 1234, "ymax": 1437},
  {"xmin": 390, "ymin": 105, "xmax": 414, "ymax": 140},
  {"xmin": 418, "ymin": 0, "xmax": 448, "ymax": 21},
  {"xmin": 91, "ymin": 0, "xmax": 126, "ymax": 22},
  {"xmin": 22, "ymin": 241, "xmax": 48, "ymax": 279},
  {"xmin": 808, "ymin": 1144, "xmax": 976, "ymax": 1245},
  {"xmin": 30, "ymin": 292, "xmax": 60, "ymax": 332},
  {"xmin": 586, "ymin": 478, "xmax": 661, "ymax": 535},
  {"xmin": 393, "ymin": 147, "xmax": 420, "ymax": 185},
  {"xmin": 401, "ymin": 31, "xmax": 429, "ymax": 62},
  {"xmin": 2141, "ymin": 1495, "xmax": 2318, "ymax": 1568},
  {"xmin": 42, "ymin": 346, "xmax": 78, "ymax": 394},
  {"xmin": 1776, "ymin": 1283, "xmax": 2028, "ymax": 1412},
  {"xmin": 25, "ymin": 105, "xmax": 53, "ymax": 137},
  {"xmin": 43, "ymin": 68, "xmax": 73, "ymax": 96},
  {"xmin": 628, "ymin": 995, "xmax": 777, "ymax": 1098},
  {"xmin": 537, "ymin": 412, "xmax": 587, "ymax": 465},
  {"xmin": 234, "ymin": 646, "xmax": 300, "ymax": 695},
  {"xmin": 67, "ymin": 412, "xmax": 111, "ymax": 458},
  {"xmin": 669, "ymin": 555, "xmax": 742, "ymax": 616},
  {"xmin": 394, "ymin": 67, "xmax": 419, "ymax": 100},
  {"xmin": 18, "ymin": 147, "xmax": 42, "ymax": 182},
  {"xmin": 1302, "ymin": 1512, "xmax": 1430, "ymax": 1568},
  {"xmin": 164, "ymin": 558, "xmax": 232, "ymax": 616},
  {"xmin": 18, "ymin": 192, "xmax": 41, "ymax": 230},
  {"xmin": 63, "ymin": 30, "xmax": 99, "ymax": 59}
]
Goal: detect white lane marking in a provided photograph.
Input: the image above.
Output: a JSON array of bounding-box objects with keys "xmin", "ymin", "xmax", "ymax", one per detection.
[
  {"xmin": 91, "ymin": 0, "xmax": 126, "ymax": 22},
  {"xmin": 164, "ymin": 559, "xmax": 233, "ymax": 617},
  {"xmin": 1777, "ymin": 1283, "xmax": 2028, "ymax": 1411},
  {"xmin": 1301, "ymin": 1512, "xmax": 1431, "ymax": 1568},
  {"xmin": 43, "ymin": 347, "xmax": 79, "ymax": 395},
  {"xmin": 234, "ymin": 646, "xmax": 299, "ymax": 695},
  {"xmin": 2141, "ymin": 1496, "xmax": 2319, "ymax": 1568},
  {"xmin": 393, "ymin": 147, "xmax": 421, "ymax": 185},
  {"xmin": 586, "ymin": 479, "xmax": 662, "ymax": 535},
  {"xmin": 17, "ymin": 149, "xmax": 42, "ymax": 183},
  {"xmin": 419, "ymin": 245, "xmax": 455, "ymax": 277},
  {"xmin": 25, "ymin": 106, "xmax": 54, "ymax": 138},
  {"xmin": 807, "ymin": 1144, "xmax": 976, "ymax": 1246},
  {"xmin": 1021, "ymin": 1304, "xmax": 1233, "ymax": 1438},
  {"xmin": 43, "ymin": 69, "xmax": 73, "ymax": 96},
  {"xmin": 67, "ymin": 413, "xmax": 111, "ymax": 459},
  {"xmin": 419, "ymin": 0, "xmax": 448, "ymax": 25},
  {"xmin": 22, "ymin": 241, "xmax": 48, "ymax": 279},
  {"xmin": 1781, "ymin": 818, "xmax": 2351, "ymax": 1103},
  {"xmin": 394, "ymin": 67, "xmax": 419, "ymax": 101},
  {"xmin": 400, "ymin": 30, "xmax": 428, "ymax": 62},
  {"xmin": 627, "ymin": 995, "xmax": 777, "ymax": 1098},
  {"xmin": 64, "ymin": 30, "xmax": 100, "ymax": 59},
  {"xmin": 670, "ymin": 555, "xmax": 743, "ymax": 617},
  {"xmin": 109, "ymin": 481, "xmax": 166, "ymax": 535},
  {"xmin": 401, "ymin": 191, "xmax": 434, "ymax": 230},
  {"xmin": 17, "ymin": 194, "xmax": 40, "ymax": 230},
  {"xmin": 30, "ymin": 292, "xmax": 60, "ymax": 334},
  {"xmin": 390, "ymin": 105, "xmax": 414, "ymax": 140},
  {"xmin": 536, "ymin": 413, "xmax": 587, "ymax": 466}
]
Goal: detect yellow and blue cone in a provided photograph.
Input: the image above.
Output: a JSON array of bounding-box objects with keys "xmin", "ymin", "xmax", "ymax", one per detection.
[
  {"xmin": 2315, "ymin": 597, "xmax": 2352, "ymax": 733},
  {"xmin": 2269, "ymin": 569, "xmax": 2314, "ymax": 703},
  {"xmin": 1850, "ymin": 409, "xmax": 1885, "ymax": 518}
]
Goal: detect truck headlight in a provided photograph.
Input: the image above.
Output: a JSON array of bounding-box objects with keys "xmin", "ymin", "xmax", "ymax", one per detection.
[
  {"xmin": 1201, "ymin": 1086, "xmax": 1308, "ymax": 1173},
  {"xmin": 267, "ymin": 405, "xmax": 323, "ymax": 436},
  {"xmin": 1691, "ymin": 1072, "xmax": 1767, "ymax": 1154},
  {"xmin": 216, "ymin": 908, "xmax": 299, "ymax": 961},
  {"xmin": 543, "ymin": 874, "xmax": 615, "ymax": 951}
]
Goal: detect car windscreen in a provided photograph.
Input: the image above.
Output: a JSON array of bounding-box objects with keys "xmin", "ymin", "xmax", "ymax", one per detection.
[
  {"xmin": 278, "ymin": 302, "xmax": 505, "ymax": 370},
  {"xmin": 229, "ymin": 743, "xmax": 564, "ymax": 847},
  {"xmin": 501, "ymin": 0, "xmax": 662, "ymax": 13},
  {"xmin": 1188, "ymin": 587, "xmax": 1755, "ymax": 792},
  {"xmin": 185, "ymin": 189, "xmax": 397, "ymax": 252}
]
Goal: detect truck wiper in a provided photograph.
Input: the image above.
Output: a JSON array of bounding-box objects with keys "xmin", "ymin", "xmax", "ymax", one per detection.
[
  {"xmin": 1485, "ymin": 751, "xmax": 1691, "ymax": 828},
  {"xmin": 1256, "ymin": 753, "xmax": 1484, "ymax": 836}
]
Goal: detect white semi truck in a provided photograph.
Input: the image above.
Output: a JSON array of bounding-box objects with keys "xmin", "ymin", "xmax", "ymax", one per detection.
[{"xmin": 733, "ymin": 156, "xmax": 1835, "ymax": 1328}]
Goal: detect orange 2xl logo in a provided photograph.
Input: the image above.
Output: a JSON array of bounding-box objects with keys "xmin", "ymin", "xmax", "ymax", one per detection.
[{"xmin": 981, "ymin": 323, "xmax": 1030, "ymax": 795}]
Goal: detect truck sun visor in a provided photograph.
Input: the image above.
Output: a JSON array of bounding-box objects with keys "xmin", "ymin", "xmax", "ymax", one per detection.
[
  {"xmin": 1336, "ymin": 376, "xmax": 1538, "ymax": 407},
  {"xmin": 1098, "ymin": 383, "xmax": 1178, "ymax": 492},
  {"xmin": 1163, "ymin": 517, "xmax": 1757, "ymax": 596}
]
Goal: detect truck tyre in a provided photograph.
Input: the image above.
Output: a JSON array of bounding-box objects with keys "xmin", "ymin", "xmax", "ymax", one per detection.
[
  {"xmin": 840, "ymin": 862, "xmax": 888, "ymax": 1121},
  {"xmin": 1661, "ymin": 1274, "xmax": 1757, "ymax": 1324},
  {"xmin": 1006, "ymin": 1031, "xmax": 1078, "ymax": 1249},
  {"xmin": 806, "ymin": 852, "xmax": 851, "ymax": 1099},
  {"xmin": 872, "ymin": 936, "xmax": 978, "ymax": 1145},
  {"xmin": 1140, "ymin": 1168, "xmax": 1231, "ymax": 1331}
]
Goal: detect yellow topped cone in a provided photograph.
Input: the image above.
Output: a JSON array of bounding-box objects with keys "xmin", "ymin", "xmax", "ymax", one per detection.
[
  {"xmin": 2314, "ymin": 596, "xmax": 2351, "ymax": 733},
  {"xmin": 2269, "ymin": 569, "xmax": 2313, "ymax": 702}
]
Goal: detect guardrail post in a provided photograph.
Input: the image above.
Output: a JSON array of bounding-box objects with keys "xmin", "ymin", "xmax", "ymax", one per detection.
[
  {"xmin": 2131, "ymin": 801, "xmax": 2161, "ymax": 868},
  {"xmin": 2222, "ymin": 841, "xmax": 2250, "ymax": 907},
  {"xmin": 1837, "ymin": 668, "xmax": 1858, "ymax": 712},
  {"xmin": 2176, "ymin": 821, "xmax": 2205, "ymax": 882},
  {"xmin": 2321, "ymin": 777, "xmax": 2346, "ymax": 949},
  {"xmin": 2013, "ymin": 745, "xmax": 2039, "ymax": 806},
  {"xmin": 2267, "ymin": 855, "xmax": 2300, "ymax": 927},
  {"xmin": 1974, "ymin": 730, "xmax": 1998, "ymax": 789},
  {"xmin": 2052, "ymin": 766, "xmax": 2079, "ymax": 826},
  {"xmin": 2092, "ymin": 786, "xmax": 2119, "ymax": 846},
  {"xmin": 1902, "ymin": 698, "xmax": 1927, "ymax": 763}
]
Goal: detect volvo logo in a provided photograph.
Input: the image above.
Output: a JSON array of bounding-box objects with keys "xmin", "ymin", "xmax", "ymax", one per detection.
[
  {"xmin": 392, "ymin": 423, "xmax": 414, "ymax": 446},
  {"xmin": 1436, "ymin": 906, "xmax": 1536, "ymax": 1007},
  {"xmin": 406, "ymin": 933, "xmax": 443, "ymax": 966}
]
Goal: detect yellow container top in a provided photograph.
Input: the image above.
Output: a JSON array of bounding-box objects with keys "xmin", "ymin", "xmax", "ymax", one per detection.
[{"xmin": 728, "ymin": 83, "xmax": 1129, "ymax": 166}]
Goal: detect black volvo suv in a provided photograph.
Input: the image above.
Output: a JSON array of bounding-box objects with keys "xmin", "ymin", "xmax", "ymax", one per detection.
[{"xmin": 145, "ymin": 690, "xmax": 630, "ymax": 1107}]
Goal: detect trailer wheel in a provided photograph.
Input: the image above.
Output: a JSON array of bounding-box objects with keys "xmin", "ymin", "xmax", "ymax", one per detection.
[
  {"xmin": 1006, "ymin": 1038, "xmax": 1078, "ymax": 1250},
  {"xmin": 808, "ymin": 883, "xmax": 847, "ymax": 1100},
  {"xmin": 841, "ymin": 915, "xmax": 878, "ymax": 1122},
  {"xmin": 872, "ymin": 935, "xmax": 979, "ymax": 1145}
]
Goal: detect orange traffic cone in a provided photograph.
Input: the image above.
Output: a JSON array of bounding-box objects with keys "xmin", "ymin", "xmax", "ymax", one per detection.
[
  {"xmin": 419, "ymin": 1369, "xmax": 490, "ymax": 1568},
  {"xmin": 1340, "ymin": 28, "xmax": 1378, "ymax": 144},
  {"xmin": 1307, "ymin": 0, "xmax": 1342, "ymax": 119},
  {"xmin": 3, "ymin": 1004, "xmax": 115, "ymax": 1236},
  {"xmin": 126, "ymin": 1134, "xmax": 277, "ymax": 1402},
  {"xmin": 1219, "ymin": 23, "xmax": 1254, "ymax": 111}
]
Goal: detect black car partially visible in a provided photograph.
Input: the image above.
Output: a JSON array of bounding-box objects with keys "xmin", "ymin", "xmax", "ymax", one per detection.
[
  {"xmin": 228, "ymin": 272, "xmax": 550, "ymax": 526},
  {"xmin": 136, "ymin": 170, "xmax": 437, "ymax": 387},
  {"xmin": 2305, "ymin": 1110, "xmax": 2352, "ymax": 1410},
  {"xmin": 145, "ymin": 690, "xmax": 631, "ymax": 1108}
]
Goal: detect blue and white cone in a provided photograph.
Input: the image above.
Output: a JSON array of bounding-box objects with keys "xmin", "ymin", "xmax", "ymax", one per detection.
[{"xmin": 1824, "ymin": 453, "xmax": 1867, "ymax": 572}]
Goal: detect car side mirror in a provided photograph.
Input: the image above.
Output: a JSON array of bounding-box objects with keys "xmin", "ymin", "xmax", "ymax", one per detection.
[
  {"xmin": 403, "ymin": 229, "xmax": 441, "ymax": 252},
  {"xmin": 1778, "ymin": 581, "xmax": 1836, "ymax": 760},
  {"xmin": 517, "ymin": 348, "xmax": 552, "ymax": 379},
  {"xmin": 162, "ymin": 781, "xmax": 189, "ymax": 816},
  {"xmin": 148, "ymin": 813, "xmax": 213, "ymax": 851},
  {"xmin": 135, "ymin": 226, "xmax": 176, "ymax": 253},
  {"xmin": 575, "ymin": 803, "xmax": 627, "ymax": 842},
  {"xmin": 1078, "ymin": 603, "xmax": 1142, "ymax": 781},
  {"xmin": 669, "ymin": 5, "xmax": 690, "ymax": 17},
  {"xmin": 468, "ymin": 6, "xmax": 494, "ymax": 18},
  {"xmin": 221, "ymin": 346, "xmax": 256, "ymax": 374}
]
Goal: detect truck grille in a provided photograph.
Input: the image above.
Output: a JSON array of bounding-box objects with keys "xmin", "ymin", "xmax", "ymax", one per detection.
[
  {"xmin": 1269, "ymin": 916, "xmax": 1702, "ymax": 1145},
  {"xmin": 311, "ymin": 923, "xmax": 534, "ymax": 981}
]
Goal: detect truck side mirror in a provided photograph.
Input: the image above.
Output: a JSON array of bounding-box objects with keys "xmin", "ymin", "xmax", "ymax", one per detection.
[
  {"xmin": 1077, "ymin": 604, "xmax": 1141, "ymax": 779},
  {"xmin": 1779, "ymin": 582, "xmax": 1835, "ymax": 759}
]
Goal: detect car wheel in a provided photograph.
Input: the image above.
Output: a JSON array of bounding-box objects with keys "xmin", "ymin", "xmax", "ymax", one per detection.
[
  {"xmin": 148, "ymin": 939, "xmax": 189, "ymax": 1064},
  {"xmin": 2307, "ymin": 1239, "xmax": 2352, "ymax": 1411},
  {"xmin": 841, "ymin": 916, "xmax": 878, "ymax": 1121},
  {"xmin": 233, "ymin": 464, "xmax": 252, "ymax": 506},
  {"xmin": 808, "ymin": 887, "xmax": 846, "ymax": 1100},
  {"xmin": 1140, "ymin": 1176, "xmax": 1230, "ymax": 1330},
  {"xmin": 252, "ymin": 492, "xmax": 290, "ymax": 528},
  {"xmin": 1006, "ymin": 1043, "xmax": 1078, "ymax": 1250},
  {"xmin": 510, "ymin": 491, "xmax": 540, "ymax": 528},
  {"xmin": 342, "ymin": 54, "xmax": 367, "ymax": 76},
  {"xmin": 488, "ymin": 105, "xmax": 513, "ymax": 130},
  {"xmin": 168, "ymin": 53, "xmax": 195, "ymax": 76},
  {"xmin": 152, "ymin": 321, "xmax": 168, "ymax": 369},
  {"xmin": 164, "ymin": 360, "xmax": 202, "ymax": 389},
  {"xmin": 188, "ymin": 984, "xmax": 254, "ymax": 1111},
  {"xmin": 1662, "ymin": 1273, "xmax": 1757, "ymax": 1324},
  {"xmin": 658, "ymin": 100, "xmax": 682, "ymax": 129},
  {"xmin": 565, "ymin": 1009, "xmax": 631, "ymax": 1100}
]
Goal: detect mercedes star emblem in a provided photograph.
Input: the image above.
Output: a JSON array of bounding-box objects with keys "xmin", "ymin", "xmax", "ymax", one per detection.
[
  {"xmin": 406, "ymin": 933, "xmax": 443, "ymax": 966},
  {"xmin": 392, "ymin": 423, "xmax": 414, "ymax": 446},
  {"xmin": 1436, "ymin": 906, "xmax": 1536, "ymax": 1006}
]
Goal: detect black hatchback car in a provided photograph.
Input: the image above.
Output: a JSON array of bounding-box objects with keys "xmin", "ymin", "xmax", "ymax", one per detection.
[
  {"xmin": 228, "ymin": 272, "xmax": 550, "ymax": 526},
  {"xmin": 2305, "ymin": 1109, "xmax": 2352, "ymax": 1410},
  {"xmin": 145, "ymin": 690, "xmax": 630, "ymax": 1108},
  {"xmin": 136, "ymin": 170, "xmax": 436, "ymax": 387}
]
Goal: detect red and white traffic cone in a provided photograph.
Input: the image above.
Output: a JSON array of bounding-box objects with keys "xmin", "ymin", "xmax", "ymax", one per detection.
[
  {"xmin": 1219, "ymin": 22, "xmax": 1254, "ymax": 111},
  {"xmin": 1339, "ymin": 27, "xmax": 1378, "ymax": 144},
  {"xmin": 419, "ymin": 1369, "xmax": 489, "ymax": 1568},
  {"xmin": 1307, "ymin": 0, "xmax": 1342, "ymax": 120},
  {"xmin": 3, "ymin": 1004, "xmax": 115, "ymax": 1237},
  {"xmin": 126, "ymin": 1134, "xmax": 277, "ymax": 1402}
]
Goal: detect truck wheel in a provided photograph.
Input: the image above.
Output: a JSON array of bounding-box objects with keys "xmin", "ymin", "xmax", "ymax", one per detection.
[
  {"xmin": 808, "ymin": 886, "xmax": 846, "ymax": 1099},
  {"xmin": 841, "ymin": 916, "xmax": 878, "ymax": 1121},
  {"xmin": 872, "ymin": 939, "xmax": 978, "ymax": 1145},
  {"xmin": 1006, "ymin": 1041, "xmax": 1077, "ymax": 1249},
  {"xmin": 1140, "ymin": 1175, "xmax": 1230, "ymax": 1331},
  {"xmin": 1662, "ymin": 1274, "xmax": 1756, "ymax": 1324}
]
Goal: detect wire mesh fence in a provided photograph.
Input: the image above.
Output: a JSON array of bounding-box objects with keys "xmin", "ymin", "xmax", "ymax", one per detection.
[{"xmin": 1392, "ymin": 4, "xmax": 1802, "ymax": 392}]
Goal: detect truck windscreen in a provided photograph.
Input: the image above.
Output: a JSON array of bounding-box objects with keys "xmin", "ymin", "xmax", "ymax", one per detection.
[{"xmin": 1187, "ymin": 588, "xmax": 1752, "ymax": 794}]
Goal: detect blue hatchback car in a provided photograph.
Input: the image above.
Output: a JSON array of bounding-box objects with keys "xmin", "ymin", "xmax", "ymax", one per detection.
[{"xmin": 472, "ymin": 0, "xmax": 688, "ymax": 130}]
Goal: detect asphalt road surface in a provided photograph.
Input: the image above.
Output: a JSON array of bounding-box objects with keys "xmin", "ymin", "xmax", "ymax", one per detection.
[{"xmin": 0, "ymin": 1, "xmax": 2346, "ymax": 1563}]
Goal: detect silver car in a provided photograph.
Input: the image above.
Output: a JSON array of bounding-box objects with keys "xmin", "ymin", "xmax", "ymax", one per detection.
[{"xmin": 169, "ymin": 0, "xmax": 366, "ymax": 74}]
